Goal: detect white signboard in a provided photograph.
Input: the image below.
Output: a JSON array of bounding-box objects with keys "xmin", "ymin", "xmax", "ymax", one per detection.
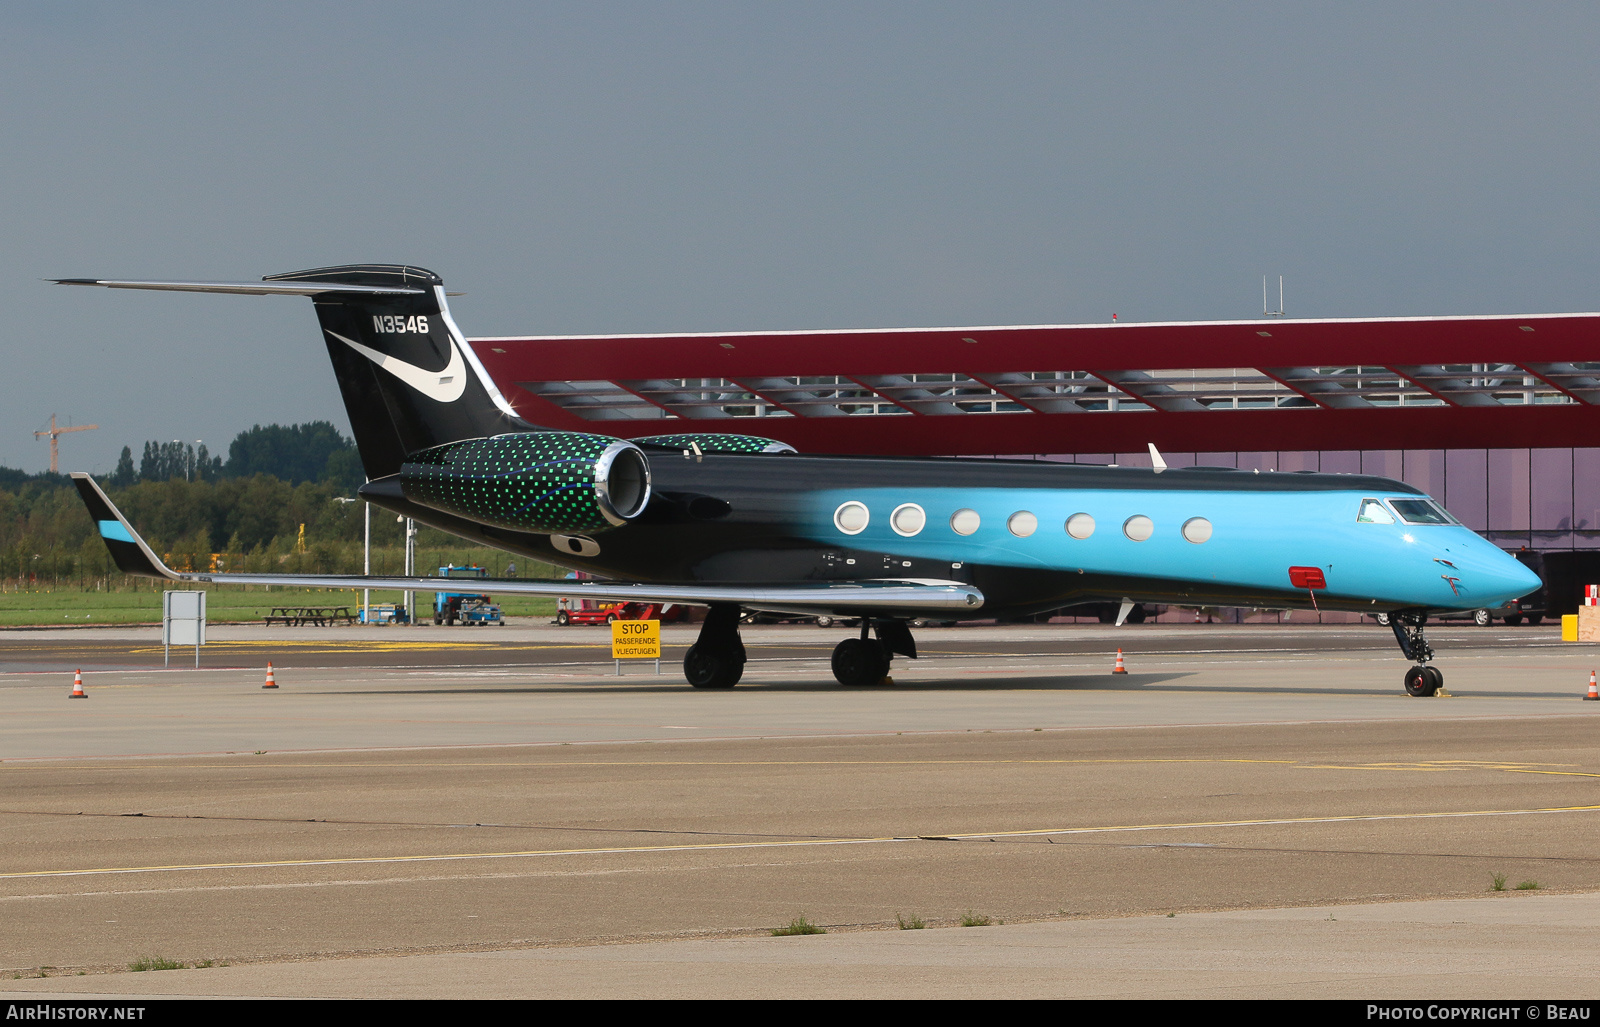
[{"xmin": 163, "ymin": 590, "xmax": 206, "ymax": 666}]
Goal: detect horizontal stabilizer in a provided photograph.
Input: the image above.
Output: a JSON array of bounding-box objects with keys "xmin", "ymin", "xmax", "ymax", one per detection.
[
  {"xmin": 70, "ymin": 475, "xmax": 984, "ymax": 615},
  {"xmin": 52, "ymin": 278, "xmax": 425, "ymax": 297}
]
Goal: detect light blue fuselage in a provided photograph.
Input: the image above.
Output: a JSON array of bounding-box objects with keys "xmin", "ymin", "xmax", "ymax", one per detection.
[{"xmin": 798, "ymin": 482, "xmax": 1539, "ymax": 615}]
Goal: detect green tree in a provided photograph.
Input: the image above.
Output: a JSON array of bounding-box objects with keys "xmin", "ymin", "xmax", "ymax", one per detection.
[
  {"xmin": 225, "ymin": 422, "xmax": 357, "ymax": 485},
  {"xmin": 110, "ymin": 446, "xmax": 136, "ymax": 486}
]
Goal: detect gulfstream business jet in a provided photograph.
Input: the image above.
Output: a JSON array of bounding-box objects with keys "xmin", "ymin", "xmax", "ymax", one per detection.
[{"xmin": 59, "ymin": 265, "xmax": 1540, "ymax": 695}]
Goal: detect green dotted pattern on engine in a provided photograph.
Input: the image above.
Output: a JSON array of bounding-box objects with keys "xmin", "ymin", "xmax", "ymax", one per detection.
[
  {"xmin": 633, "ymin": 433, "xmax": 784, "ymax": 454},
  {"xmin": 400, "ymin": 432, "xmax": 620, "ymax": 534}
]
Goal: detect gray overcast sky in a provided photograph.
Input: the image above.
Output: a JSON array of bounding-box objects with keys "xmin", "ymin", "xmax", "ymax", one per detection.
[{"xmin": 5, "ymin": 2, "xmax": 1599, "ymax": 473}]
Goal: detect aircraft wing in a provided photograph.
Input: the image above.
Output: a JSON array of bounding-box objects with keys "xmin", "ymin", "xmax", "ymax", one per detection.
[{"xmin": 71, "ymin": 474, "xmax": 984, "ymax": 615}]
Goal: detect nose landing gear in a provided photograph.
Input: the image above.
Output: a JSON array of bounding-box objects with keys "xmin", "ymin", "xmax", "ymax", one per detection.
[{"xmin": 1390, "ymin": 611, "xmax": 1444, "ymax": 697}]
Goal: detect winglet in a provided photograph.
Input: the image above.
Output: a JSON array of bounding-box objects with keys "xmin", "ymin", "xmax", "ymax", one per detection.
[{"xmin": 70, "ymin": 473, "xmax": 182, "ymax": 581}]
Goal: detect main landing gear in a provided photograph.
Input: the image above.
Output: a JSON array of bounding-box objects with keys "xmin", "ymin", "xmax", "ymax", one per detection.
[
  {"xmin": 1389, "ymin": 611, "xmax": 1444, "ymax": 697},
  {"xmin": 831, "ymin": 619, "xmax": 916, "ymax": 686},
  {"xmin": 680, "ymin": 609, "xmax": 919, "ymax": 689},
  {"xmin": 683, "ymin": 604, "xmax": 746, "ymax": 689}
]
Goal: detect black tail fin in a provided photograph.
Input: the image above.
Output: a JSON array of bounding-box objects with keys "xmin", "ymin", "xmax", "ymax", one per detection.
[{"xmin": 261, "ymin": 264, "xmax": 538, "ymax": 478}]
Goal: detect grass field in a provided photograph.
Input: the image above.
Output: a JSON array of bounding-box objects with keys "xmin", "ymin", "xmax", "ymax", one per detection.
[{"xmin": 0, "ymin": 587, "xmax": 559, "ymax": 626}]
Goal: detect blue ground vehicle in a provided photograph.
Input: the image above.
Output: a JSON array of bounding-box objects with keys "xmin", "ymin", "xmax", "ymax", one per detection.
[
  {"xmin": 433, "ymin": 565, "xmax": 504, "ymax": 625},
  {"xmin": 359, "ymin": 602, "xmax": 409, "ymax": 625}
]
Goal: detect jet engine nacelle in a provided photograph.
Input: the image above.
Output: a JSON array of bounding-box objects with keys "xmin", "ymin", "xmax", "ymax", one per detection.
[
  {"xmin": 631, "ymin": 433, "xmax": 796, "ymax": 455},
  {"xmin": 400, "ymin": 432, "xmax": 651, "ymax": 534}
]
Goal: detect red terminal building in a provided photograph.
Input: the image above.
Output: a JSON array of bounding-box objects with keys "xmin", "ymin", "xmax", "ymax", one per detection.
[{"xmin": 469, "ymin": 310, "xmax": 1600, "ymax": 620}]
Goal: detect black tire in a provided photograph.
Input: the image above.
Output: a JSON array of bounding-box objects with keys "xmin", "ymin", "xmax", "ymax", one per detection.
[
  {"xmin": 1096, "ymin": 606, "xmax": 1117, "ymax": 624},
  {"xmin": 684, "ymin": 644, "xmax": 743, "ymax": 689},
  {"xmin": 1404, "ymin": 666, "xmax": 1438, "ymax": 697},
  {"xmin": 555, "ymin": 610, "xmax": 570, "ymax": 626},
  {"xmin": 1424, "ymin": 666, "xmax": 1444, "ymax": 692},
  {"xmin": 1473, "ymin": 609, "xmax": 1492, "ymax": 627},
  {"xmin": 832, "ymin": 637, "xmax": 890, "ymax": 686},
  {"xmin": 1504, "ymin": 615, "xmax": 1523, "ymax": 626},
  {"xmin": 1374, "ymin": 612, "xmax": 1390, "ymax": 626},
  {"xmin": 605, "ymin": 612, "xmax": 618, "ymax": 624},
  {"xmin": 1527, "ymin": 614, "xmax": 1544, "ymax": 626},
  {"xmin": 815, "ymin": 616, "xmax": 834, "ymax": 628},
  {"xmin": 433, "ymin": 612, "xmax": 443, "ymax": 625},
  {"xmin": 1125, "ymin": 604, "xmax": 1147, "ymax": 625}
]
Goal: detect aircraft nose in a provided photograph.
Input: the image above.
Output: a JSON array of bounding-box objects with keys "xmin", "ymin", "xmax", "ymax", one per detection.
[{"xmin": 1481, "ymin": 552, "xmax": 1542, "ymax": 603}]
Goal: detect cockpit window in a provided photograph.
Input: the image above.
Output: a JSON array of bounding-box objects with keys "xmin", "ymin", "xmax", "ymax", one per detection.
[
  {"xmin": 1387, "ymin": 498, "xmax": 1457, "ymax": 525},
  {"xmin": 1356, "ymin": 498, "xmax": 1395, "ymax": 524}
]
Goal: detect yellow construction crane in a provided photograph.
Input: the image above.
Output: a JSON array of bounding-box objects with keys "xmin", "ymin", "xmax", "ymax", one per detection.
[{"xmin": 33, "ymin": 414, "xmax": 98, "ymax": 474}]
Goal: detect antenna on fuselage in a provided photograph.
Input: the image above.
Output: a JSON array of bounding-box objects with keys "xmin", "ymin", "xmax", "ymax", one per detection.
[
  {"xmin": 1147, "ymin": 443, "xmax": 1168, "ymax": 474},
  {"xmin": 1263, "ymin": 275, "xmax": 1286, "ymax": 317}
]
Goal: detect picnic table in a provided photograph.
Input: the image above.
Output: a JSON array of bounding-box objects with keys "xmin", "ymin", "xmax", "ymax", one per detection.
[{"xmin": 263, "ymin": 606, "xmax": 357, "ymax": 627}]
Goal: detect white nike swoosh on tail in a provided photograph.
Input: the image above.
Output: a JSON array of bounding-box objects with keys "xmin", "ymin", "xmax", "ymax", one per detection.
[{"xmin": 326, "ymin": 330, "xmax": 468, "ymax": 403}]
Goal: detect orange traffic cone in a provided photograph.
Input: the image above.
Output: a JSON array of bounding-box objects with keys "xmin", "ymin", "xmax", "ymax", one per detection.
[
  {"xmin": 1112, "ymin": 649, "xmax": 1128, "ymax": 675},
  {"xmin": 263, "ymin": 662, "xmax": 278, "ymax": 689},
  {"xmin": 1585, "ymin": 671, "xmax": 1598, "ymax": 701},
  {"xmin": 69, "ymin": 669, "xmax": 86, "ymax": 699}
]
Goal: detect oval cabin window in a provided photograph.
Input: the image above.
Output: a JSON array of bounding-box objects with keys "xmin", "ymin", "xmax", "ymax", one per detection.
[
  {"xmin": 890, "ymin": 503, "xmax": 926, "ymax": 536},
  {"xmin": 834, "ymin": 501, "xmax": 869, "ymax": 535},
  {"xmin": 950, "ymin": 509, "xmax": 981, "ymax": 536}
]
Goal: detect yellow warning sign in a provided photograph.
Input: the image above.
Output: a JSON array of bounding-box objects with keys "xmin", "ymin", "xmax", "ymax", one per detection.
[{"xmin": 611, "ymin": 618, "xmax": 661, "ymax": 659}]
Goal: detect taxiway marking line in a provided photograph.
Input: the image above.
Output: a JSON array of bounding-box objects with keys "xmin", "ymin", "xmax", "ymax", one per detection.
[
  {"xmin": 944, "ymin": 804, "xmax": 1600, "ymax": 841},
  {"xmin": 3, "ymin": 758, "xmax": 1586, "ymax": 773},
  {"xmin": 0, "ymin": 837, "xmax": 881, "ymax": 880},
  {"xmin": 3, "ymin": 804, "xmax": 1597, "ymax": 882},
  {"xmin": 0, "ymin": 758, "xmax": 1305, "ymax": 771}
]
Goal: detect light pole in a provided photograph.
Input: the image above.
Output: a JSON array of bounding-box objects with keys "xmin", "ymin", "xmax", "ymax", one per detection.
[{"xmin": 398, "ymin": 515, "xmax": 416, "ymax": 624}]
